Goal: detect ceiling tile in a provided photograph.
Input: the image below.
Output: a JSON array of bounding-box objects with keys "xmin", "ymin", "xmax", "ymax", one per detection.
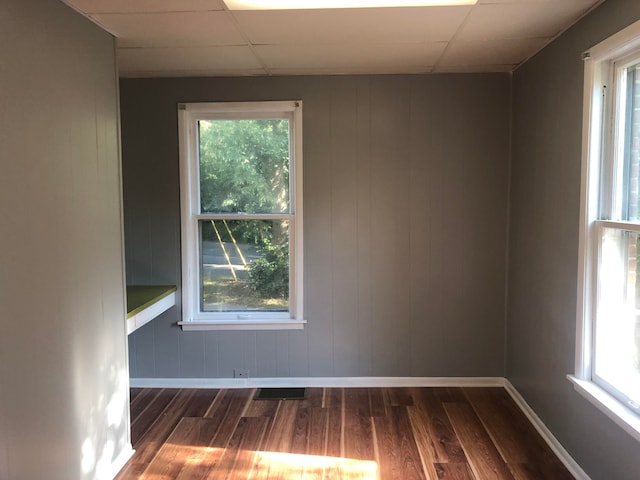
[
  {"xmin": 433, "ymin": 63, "xmax": 514, "ymax": 73},
  {"xmin": 118, "ymin": 46, "xmax": 265, "ymax": 77},
  {"xmin": 63, "ymin": 0, "xmax": 224, "ymax": 14},
  {"xmin": 439, "ymin": 36, "xmax": 549, "ymax": 66},
  {"xmin": 267, "ymin": 66, "xmax": 433, "ymax": 75},
  {"xmin": 232, "ymin": 6, "xmax": 471, "ymax": 45},
  {"xmin": 456, "ymin": 0, "xmax": 600, "ymax": 41},
  {"xmin": 254, "ymin": 42, "xmax": 447, "ymax": 72},
  {"xmin": 93, "ymin": 11, "xmax": 245, "ymax": 47}
]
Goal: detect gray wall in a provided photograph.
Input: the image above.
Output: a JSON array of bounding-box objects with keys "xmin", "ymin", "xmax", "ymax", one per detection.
[
  {"xmin": 0, "ymin": 1, "xmax": 129, "ymax": 479},
  {"xmin": 508, "ymin": 0, "xmax": 640, "ymax": 478},
  {"xmin": 121, "ymin": 74, "xmax": 511, "ymax": 379}
]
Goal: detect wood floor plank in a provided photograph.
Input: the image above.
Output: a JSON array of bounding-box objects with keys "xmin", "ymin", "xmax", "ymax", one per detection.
[
  {"xmin": 368, "ymin": 388, "xmax": 387, "ymax": 417},
  {"xmin": 208, "ymin": 389, "xmax": 254, "ymax": 444},
  {"xmin": 305, "ymin": 407, "xmax": 329, "ymax": 457},
  {"xmin": 206, "ymin": 416, "xmax": 269, "ymax": 480},
  {"xmin": 322, "ymin": 404, "xmax": 346, "ymax": 479},
  {"xmin": 323, "ymin": 386, "xmax": 343, "ymax": 409},
  {"xmin": 345, "ymin": 387, "xmax": 373, "ymax": 416},
  {"xmin": 204, "ymin": 389, "xmax": 252, "ymax": 423},
  {"xmin": 433, "ymin": 387, "xmax": 468, "ymax": 403},
  {"xmin": 407, "ymin": 406, "xmax": 446, "ymax": 480},
  {"xmin": 299, "ymin": 387, "xmax": 324, "ymax": 408},
  {"xmin": 374, "ymin": 406, "xmax": 426, "ymax": 480},
  {"xmin": 444, "ymin": 402, "xmax": 515, "ymax": 480},
  {"xmin": 131, "ymin": 388, "xmax": 181, "ymax": 445},
  {"xmin": 290, "ymin": 406, "xmax": 312, "ymax": 455},
  {"xmin": 298, "ymin": 407, "xmax": 333, "ymax": 479},
  {"xmin": 244, "ymin": 395, "xmax": 279, "ymax": 439},
  {"xmin": 172, "ymin": 418, "xmax": 229, "ymax": 480},
  {"xmin": 463, "ymin": 388, "xmax": 529, "ymax": 463},
  {"xmin": 129, "ymin": 387, "xmax": 145, "ymax": 403},
  {"xmin": 434, "ymin": 462, "xmax": 476, "ymax": 480},
  {"xmin": 324, "ymin": 405, "xmax": 344, "ymax": 458},
  {"xmin": 262, "ymin": 399, "xmax": 299, "ymax": 453},
  {"xmin": 384, "ymin": 387, "xmax": 414, "ymax": 406},
  {"xmin": 409, "ymin": 387, "xmax": 467, "ymax": 463},
  {"xmin": 344, "ymin": 406, "xmax": 375, "ymax": 461},
  {"xmin": 140, "ymin": 417, "xmax": 212, "ymax": 480}
]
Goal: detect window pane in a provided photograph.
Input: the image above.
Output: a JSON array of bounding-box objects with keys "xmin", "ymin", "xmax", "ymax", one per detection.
[
  {"xmin": 595, "ymin": 227, "xmax": 640, "ymax": 407},
  {"xmin": 198, "ymin": 119, "xmax": 290, "ymax": 214},
  {"xmin": 200, "ymin": 219, "xmax": 289, "ymax": 312},
  {"xmin": 620, "ymin": 64, "xmax": 640, "ymax": 221}
]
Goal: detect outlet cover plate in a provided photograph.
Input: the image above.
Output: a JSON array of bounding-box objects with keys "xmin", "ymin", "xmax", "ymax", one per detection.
[{"xmin": 233, "ymin": 369, "xmax": 249, "ymax": 378}]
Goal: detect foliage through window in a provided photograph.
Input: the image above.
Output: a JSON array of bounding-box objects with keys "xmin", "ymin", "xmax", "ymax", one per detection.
[{"xmin": 178, "ymin": 101, "xmax": 304, "ymax": 329}]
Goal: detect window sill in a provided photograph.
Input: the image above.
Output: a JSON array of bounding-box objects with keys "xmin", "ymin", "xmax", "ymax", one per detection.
[
  {"xmin": 567, "ymin": 375, "xmax": 640, "ymax": 442},
  {"xmin": 178, "ymin": 319, "xmax": 306, "ymax": 331}
]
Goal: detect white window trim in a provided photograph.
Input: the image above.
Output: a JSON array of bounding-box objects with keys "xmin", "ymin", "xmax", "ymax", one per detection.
[
  {"xmin": 177, "ymin": 101, "xmax": 305, "ymax": 331},
  {"xmin": 572, "ymin": 18, "xmax": 640, "ymax": 441}
]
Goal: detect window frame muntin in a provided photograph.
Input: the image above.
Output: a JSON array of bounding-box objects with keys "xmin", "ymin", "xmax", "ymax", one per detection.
[{"xmin": 177, "ymin": 100, "xmax": 305, "ymax": 330}]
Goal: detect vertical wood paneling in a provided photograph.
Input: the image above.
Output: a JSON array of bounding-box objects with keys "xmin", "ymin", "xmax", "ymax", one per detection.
[
  {"xmin": 132, "ymin": 323, "xmax": 157, "ymax": 377},
  {"xmin": 330, "ymin": 79, "xmax": 360, "ymax": 376},
  {"xmin": 304, "ymin": 82, "xmax": 334, "ymax": 376},
  {"xmin": 288, "ymin": 329, "xmax": 310, "ymax": 377},
  {"xmin": 356, "ymin": 78, "xmax": 374, "ymax": 376},
  {"xmin": 203, "ymin": 332, "xmax": 220, "ymax": 378},
  {"xmin": 276, "ymin": 333, "xmax": 291, "ymax": 377},
  {"xmin": 254, "ymin": 331, "xmax": 279, "ymax": 378},
  {"xmin": 179, "ymin": 328, "xmax": 206, "ymax": 377},
  {"xmin": 121, "ymin": 74, "xmax": 510, "ymax": 380},
  {"xmin": 154, "ymin": 310, "xmax": 181, "ymax": 377},
  {"xmin": 408, "ymin": 82, "xmax": 433, "ymax": 374},
  {"xmin": 427, "ymin": 83, "xmax": 467, "ymax": 376},
  {"xmin": 368, "ymin": 77, "xmax": 403, "ymax": 376},
  {"xmin": 393, "ymin": 78, "xmax": 414, "ymax": 375}
]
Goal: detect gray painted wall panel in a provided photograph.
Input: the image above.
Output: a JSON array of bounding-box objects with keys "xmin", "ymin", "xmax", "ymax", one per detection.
[
  {"xmin": 304, "ymin": 82, "xmax": 334, "ymax": 377},
  {"xmin": 330, "ymin": 81, "xmax": 360, "ymax": 378},
  {"xmin": 508, "ymin": 0, "xmax": 640, "ymax": 478},
  {"xmin": 179, "ymin": 328, "xmax": 206, "ymax": 378},
  {"xmin": 0, "ymin": 0, "xmax": 128, "ymax": 478},
  {"xmin": 121, "ymin": 74, "xmax": 510, "ymax": 379}
]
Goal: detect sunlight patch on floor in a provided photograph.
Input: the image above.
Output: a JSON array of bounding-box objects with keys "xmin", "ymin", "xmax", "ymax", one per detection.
[{"xmin": 142, "ymin": 445, "xmax": 379, "ymax": 479}]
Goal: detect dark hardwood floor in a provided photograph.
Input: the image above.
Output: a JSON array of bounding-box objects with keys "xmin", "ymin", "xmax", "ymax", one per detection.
[{"xmin": 115, "ymin": 387, "xmax": 574, "ymax": 479}]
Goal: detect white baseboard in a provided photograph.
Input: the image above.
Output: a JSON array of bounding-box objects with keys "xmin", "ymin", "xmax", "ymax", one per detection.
[
  {"xmin": 129, "ymin": 376, "xmax": 506, "ymax": 389},
  {"xmin": 128, "ymin": 376, "xmax": 587, "ymax": 479},
  {"xmin": 503, "ymin": 380, "xmax": 590, "ymax": 480},
  {"xmin": 107, "ymin": 443, "xmax": 134, "ymax": 480}
]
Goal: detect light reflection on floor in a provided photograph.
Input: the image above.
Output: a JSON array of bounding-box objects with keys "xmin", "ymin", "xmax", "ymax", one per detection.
[{"xmin": 142, "ymin": 444, "xmax": 379, "ymax": 479}]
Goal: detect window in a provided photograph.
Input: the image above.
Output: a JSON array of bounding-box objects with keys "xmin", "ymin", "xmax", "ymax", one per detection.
[
  {"xmin": 573, "ymin": 19, "xmax": 640, "ymax": 440},
  {"xmin": 177, "ymin": 101, "xmax": 304, "ymax": 330}
]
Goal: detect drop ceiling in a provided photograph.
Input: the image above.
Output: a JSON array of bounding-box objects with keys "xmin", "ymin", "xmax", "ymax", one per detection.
[{"xmin": 61, "ymin": 0, "xmax": 605, "ymax": 77}]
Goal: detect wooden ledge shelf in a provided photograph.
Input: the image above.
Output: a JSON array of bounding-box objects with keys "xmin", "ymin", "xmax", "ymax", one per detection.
[{"xmin": 126, "ymin": 285, "xmax": 177, "ymax": 335}]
